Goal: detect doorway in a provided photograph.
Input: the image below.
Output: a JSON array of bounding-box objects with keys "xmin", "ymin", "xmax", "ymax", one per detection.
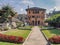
[{"xmin": 35, "ymin": 21, "xmax": 37, "ymax": 26}]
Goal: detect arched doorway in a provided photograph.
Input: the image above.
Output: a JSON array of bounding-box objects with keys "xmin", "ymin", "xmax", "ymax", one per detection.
[
  {"xmin": 38, "ymin": 21, "xmax": 40, "ymax": 25},
  {"xmin": 35, "ymin": 21, "xmax": 37, "ymax": 26},
  {"xmin": 32, "ymin": 21, "xmax": 34, "ymax": 25}
]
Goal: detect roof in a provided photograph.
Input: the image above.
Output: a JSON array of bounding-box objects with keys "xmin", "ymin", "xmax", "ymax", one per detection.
[{"xmin": 26, "ymin": 7, "xmax": 46, "ymax": 11}]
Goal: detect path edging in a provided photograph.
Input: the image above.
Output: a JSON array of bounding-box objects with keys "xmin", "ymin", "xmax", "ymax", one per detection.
[
  {"xmin": 22, "ymin": 28, "xmax": 33, "ymax": 45},
  {"xmin": 40, "ymin": 28, "xmax": 51, "ymax": 45}
]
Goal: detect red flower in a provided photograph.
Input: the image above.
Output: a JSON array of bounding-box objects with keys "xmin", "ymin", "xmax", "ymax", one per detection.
[
  {"xmin": 0, "ymin": 33, "xmax": 24, "ymax": 43},
  {"xmin": 17, "ymin": 37, "xmax": 24, "ymax": 43},
  {"xmin": 9, "ymin": 36, "xmax": 16, "ymax": 41},
  {"xmin": 48, "ymin": 35, "xmax": 60, "ymax": 43}
]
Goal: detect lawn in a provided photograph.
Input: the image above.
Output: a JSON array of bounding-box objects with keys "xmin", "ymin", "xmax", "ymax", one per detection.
[
  {"xmin": 0, "ymin": 42, "xmax": 21, "ymax": 45},
  {"xmin": 3, "ymin": 29, "xmax": 31, "ymax": 38},
  {"xmin": 18, "ymin": 26, "xmax": 33, "ymax": 30},
  {"xmin": 42, "ymin": 29, "xmax": 60, "ymax": 45},
  {"xmin": 42, "ymin": 29, "xmax": 60, "ymax": 38},
  {"xmin": 0, "ymin": 29, "xmax": 31, "ymax": 45}
]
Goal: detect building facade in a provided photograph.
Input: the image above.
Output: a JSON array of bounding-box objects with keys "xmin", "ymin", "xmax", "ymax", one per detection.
[
  {"xmin": 17, "ymin": 14, "xmax": 27, "ymax": 23},
  {"xmin": 26, "ymin": 7, "xmax": 46, "ymax": 26}
]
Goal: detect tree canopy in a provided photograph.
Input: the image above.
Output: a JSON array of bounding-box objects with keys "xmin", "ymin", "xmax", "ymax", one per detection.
[
  {"xmin": 45, "ymin": 14, "xmax": 60, "ymax": 27},
  {"xmin": 0, "ymin": 5, "xmax": 16, "ymax": 23},
  {"xmin": 1, "ymin": 5, "xmax": 16, "ymax": 17}
]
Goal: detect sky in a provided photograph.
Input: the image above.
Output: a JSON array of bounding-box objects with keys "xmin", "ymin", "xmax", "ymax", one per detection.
[{"xmin": 0, "ymin": 0, "xmax": 60, "ymax": 14}]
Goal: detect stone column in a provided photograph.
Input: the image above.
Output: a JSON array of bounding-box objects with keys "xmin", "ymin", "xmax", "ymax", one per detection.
[
  {"xmin": 37, "ymin": 21, "xmax": 38, "ymax": 26},
  {"xmin": 34, "ymin": 21, "xmax": 35, "ymax": 26}
]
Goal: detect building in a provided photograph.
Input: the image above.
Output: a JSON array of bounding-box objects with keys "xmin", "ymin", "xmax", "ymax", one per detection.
[
  {"xmin": 17, "ymin": 14, "xmax": 29, "ymax": 26},
  {"xmin": 17, "ymin": 14, "xmax": 27, "ymax": 23},
  {"xmin": 26, "ymin": 7, "xmax": 46, "ymax": 26}
]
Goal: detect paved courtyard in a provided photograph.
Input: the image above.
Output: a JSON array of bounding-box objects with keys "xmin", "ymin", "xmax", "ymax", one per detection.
[{"xmin": 23, "ymin": 26, "xmax": 48, "ymax": 45}]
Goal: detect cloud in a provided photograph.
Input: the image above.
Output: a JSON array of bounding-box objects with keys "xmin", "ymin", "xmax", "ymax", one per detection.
[
  {"xmin": 20, "ymin": 8, "xmax": 26, "ymax": 14},
  {"xmin": 0, "ymin": 3, "xmax": 2, "ymax": 6},
  {"xmin": 8, "ymin": 0, "xmax": 14, "ymax": 3},
  {"xmin": 20, "ymin": 8, "xmax": 24, "ymax": 11},
  {"xmin": 15, "ymin": 7, "xmax": 26, "ymax": 14},
  {"xmin": 54, "ymin": 0, "xmax": 60, "ymax": 11},
  {"xmin": 55, "ymin": 0, "xmax": 60, "ymax": 6},
  {"xmin": 46, "ymin": 0, "xmax": 60, "ymax": 13},
  {"xmin": 46, "ymin": 8, "xmax": 54, "ymax": 13},
  {"xmin": 21, "ymin": 0, "xmax": 34, "ymax": 6}
]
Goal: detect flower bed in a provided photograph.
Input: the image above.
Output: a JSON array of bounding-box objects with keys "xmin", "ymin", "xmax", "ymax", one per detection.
[
  {"xmin": 48, "ymin": 35, "xmax": 60, "ymax": 44},
  {"xmin": 0, "ymin": 33, "xmax": 24, "ymax": 43}
]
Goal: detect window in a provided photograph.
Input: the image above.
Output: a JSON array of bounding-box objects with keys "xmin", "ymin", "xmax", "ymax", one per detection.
[
  {"xmin": 28, "ymin": 16, "xmax": 31, "ymax": 20},
  {"xmin": 36, "ymin": 16, "xmax": 40, "ymax": 18},
  {"xmin": 32, "ymin": 16, "xmax": 35, "ymax": 18},
  {"xmin": 25, "ymin": 17, "xmax": 27, "ymax": 19},
  {"xmin": 33, "ymin": 10, "xmax": 39, "ymax": 14},
  {"xmin": 41, "ymin": 16, "xmax": 44, "ymax": 18},
  {"xmin": 41, "ymin": 11, "xmax": 44, "ymax": 14},
  {"xmin": 29, "ymin": 11, "xmax": 30, "ymax": 14}
]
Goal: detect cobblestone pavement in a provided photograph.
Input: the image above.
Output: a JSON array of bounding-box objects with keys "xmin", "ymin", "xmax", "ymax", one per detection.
[{"xmin": 23, "ymin": 26, "xmax": 48, "ymax": 45}]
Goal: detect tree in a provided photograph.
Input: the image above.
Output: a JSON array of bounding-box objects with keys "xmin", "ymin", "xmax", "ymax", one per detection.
[
  {"xmin": 0, "ymin": 5, "xmax": 16, "ymax": 22},
  {"xmin": 45, "ymin": 14, "xmax": 60, "ymax": 27}
]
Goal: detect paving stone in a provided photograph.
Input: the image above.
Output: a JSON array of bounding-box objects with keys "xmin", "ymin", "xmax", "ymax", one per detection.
[{"xmin": 23, "ymin": 26, "xmax": 48, "ymax": 45}]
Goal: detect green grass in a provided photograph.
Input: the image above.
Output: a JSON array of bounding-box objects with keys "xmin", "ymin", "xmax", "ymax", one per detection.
[
  {"xmin": 42, "ymin": 29, "xmax": 60, "ymax": 45},
  {"xmin": 18, "ymin": 26, "xmax": 33, "ymax": 30},
  {"xmin": 42, "ymin": 29, "xmax": 60, "ymax": 38},
  {"xmin": 0, "ymin": 29, "xmax": 31, "ymax": 45},
  {"xmin": 3, "ymin": 29, "xmax": 30, "ymax": 38},
  {"xmin": 52, "ymin": 44, "xmax": 60, "ymax": 45},
  {"xmin": 0, "ymin": 42, "xmax": 21, "ymax": 45}
]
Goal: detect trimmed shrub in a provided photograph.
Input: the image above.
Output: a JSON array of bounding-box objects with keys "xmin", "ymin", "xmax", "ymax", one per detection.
[{"xmin": 48, "ymin": 35, "xmax": 60, "ymax": 44}]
